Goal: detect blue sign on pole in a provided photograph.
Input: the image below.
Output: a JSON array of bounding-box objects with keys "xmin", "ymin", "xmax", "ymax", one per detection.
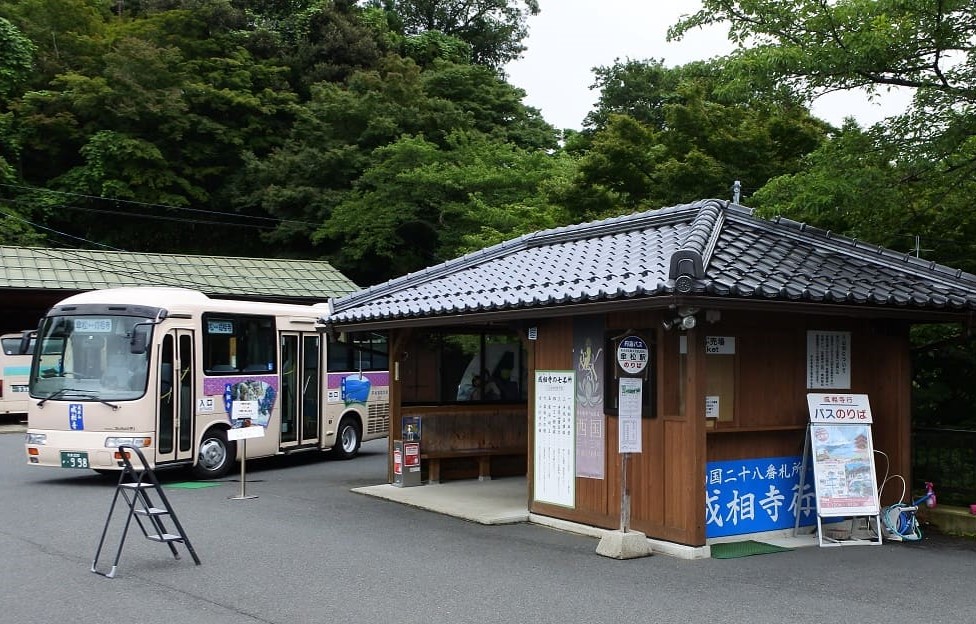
[
  {"xmin": 705, "ymin": 455, "xmax": 818, "ymax": 538},
  {"xmin": 68, "ymin": 404, "xmax": 84, "ymax": 431}
]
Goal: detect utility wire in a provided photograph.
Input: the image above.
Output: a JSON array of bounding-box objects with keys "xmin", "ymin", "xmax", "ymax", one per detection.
[
  {"xmin": 0, "ymin": 182, "xmax": 322, "ymax": 228},
  {"xmin": 0, "ymin": 207, "xmax": 127, "ymax": 251}
]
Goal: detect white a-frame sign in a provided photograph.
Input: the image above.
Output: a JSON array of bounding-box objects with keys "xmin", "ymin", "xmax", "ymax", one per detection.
[{"xmin": 797, "ymin": 393, "xmax": 882, "ymax": 547}]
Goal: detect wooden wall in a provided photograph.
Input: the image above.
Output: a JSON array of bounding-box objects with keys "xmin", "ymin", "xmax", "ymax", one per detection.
[
  {"xmin": 527, "ymin": 311, "xmax": 706, "ymax": 545},
  {"xmin": 385, "ymin": 307, "xmax": 914, "ymax": 546},
  {"xmin": 702, "ymin": 312, "xmax": 912, "ymax": 506},
  {"xmin": 526, "ymin": 308, "xmax": 913, "ymax": 546}
]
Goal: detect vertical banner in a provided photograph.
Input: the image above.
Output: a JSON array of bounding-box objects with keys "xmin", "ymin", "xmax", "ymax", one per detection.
[
  {"xmin": 534, "ymin": 371, "xmax": 576, "ymax": 507},
  {"xmin": 574, "ymin": 317, "xmax": 605, "ymax": 479}
]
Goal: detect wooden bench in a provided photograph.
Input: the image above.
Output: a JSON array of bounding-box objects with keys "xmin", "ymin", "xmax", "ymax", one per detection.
[
  {"xmin": 421, "ymin": 447, "xmax": 525, "ymax": 483},
  {"xmin": 404, "ymin": 406, "xmax": 527, "ymax": 483}
]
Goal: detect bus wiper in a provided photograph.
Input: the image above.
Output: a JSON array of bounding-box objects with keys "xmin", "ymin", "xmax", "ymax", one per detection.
[
  {"xmin": 37, "ymin": 388, "xmax": 120, "ymax": 410},
  {"xmin": 37, "ymin": 387, "xmax": 83, "ymax": 407}
]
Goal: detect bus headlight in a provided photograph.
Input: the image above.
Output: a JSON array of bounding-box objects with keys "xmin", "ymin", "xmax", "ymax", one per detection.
[
  {"xmin": 25, "ymin": 433, "xmax": 47, "ymax": 445},
  {"xmin": 104, "ymin": 437, "xmax": 152, "ymax": 448}
]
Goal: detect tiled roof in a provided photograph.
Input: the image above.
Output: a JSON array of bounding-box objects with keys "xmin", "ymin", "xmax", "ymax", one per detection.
[
  {"xmin": 0, "ymin": 246, "xmax": 359, "ymax": 301},
  {"xmin": 329, "ymin": 199, "xmax": 976, "ymax": 325}
]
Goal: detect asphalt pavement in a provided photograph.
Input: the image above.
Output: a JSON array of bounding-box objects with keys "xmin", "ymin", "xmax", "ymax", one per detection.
[{"xmin": 2, "ymin": 422, "xmax": 975, "ymax": 624}]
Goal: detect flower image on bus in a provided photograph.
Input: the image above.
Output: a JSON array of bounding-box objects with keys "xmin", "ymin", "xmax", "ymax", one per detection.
[
  {"xmin": 1, "ymin": 331, "xmax": 35, "ymax": 416},
  {"xmin": 24, "ymin": 288, "xmax": 390, "ymax": 478}
]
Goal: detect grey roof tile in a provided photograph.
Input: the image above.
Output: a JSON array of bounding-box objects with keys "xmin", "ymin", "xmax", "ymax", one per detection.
[{"xmin": 329, "ymin": 199, "xmax": 976, "ymax": 324}]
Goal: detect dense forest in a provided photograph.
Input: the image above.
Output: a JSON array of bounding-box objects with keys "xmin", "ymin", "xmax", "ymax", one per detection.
[{"xmin": 2, "ymin": 1, "xmax": 976, "ymax": 425}]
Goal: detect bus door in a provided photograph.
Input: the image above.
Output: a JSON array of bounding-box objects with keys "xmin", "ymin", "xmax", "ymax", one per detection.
[
  {"xmin": 280, "ymin": 333, "xmax": 321, "ymax": 447},
  {"xmin": 156, "ymin": 330, "xmax": 195, "ymax": 465}
]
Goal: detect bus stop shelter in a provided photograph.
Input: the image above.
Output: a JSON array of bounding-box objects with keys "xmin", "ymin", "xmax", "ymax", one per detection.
[{"xmin": 323, "ymin": 198, "xmax": 976, "ymax": 550}]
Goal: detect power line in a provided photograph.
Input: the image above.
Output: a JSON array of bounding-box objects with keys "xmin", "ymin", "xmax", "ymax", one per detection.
[
  {"xmin": 0, "ymin": 207, "xmax": 126, "ymax": 251},
  {"xmin": 0, "ymin": 195, "xmax": 285, "ymax": 232},
  {"xmin": 37, "ymin": 203, "xmax": 277, "ymax": 230},
  {"xmin": 0, "ymin": 182, "xmax": 323, "ymax": 229}
]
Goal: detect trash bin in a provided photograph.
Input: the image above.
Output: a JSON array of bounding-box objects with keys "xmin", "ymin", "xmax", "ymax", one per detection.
[{"xmin": 393, "ymin": 439, "xmax": 422, "ymax": 487}]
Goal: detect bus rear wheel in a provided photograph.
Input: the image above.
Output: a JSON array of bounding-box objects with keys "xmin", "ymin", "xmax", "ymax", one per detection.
[
  {"xmin": 193, "ymin": 428, "xmax": 235, "ymax": 479},
  {"xmin": 332, "ymin": 417, "xmax": 361, "ymax": 460}
]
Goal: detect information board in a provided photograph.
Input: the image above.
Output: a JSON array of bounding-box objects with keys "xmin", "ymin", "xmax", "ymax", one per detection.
[
  {"xmin": 806, "ymin": 331, "xmax": 851, "ymax": 389},
  {"xmin": 617, "ymin": 377, "xmax": 642, "ymax": 453},
  {"xmin": 805, "ymin": 394, "xmax": 879, "ymax": 517},
  {"xmin": 534, "ymin": 370, "xmax": 576, "ymax": 507}
]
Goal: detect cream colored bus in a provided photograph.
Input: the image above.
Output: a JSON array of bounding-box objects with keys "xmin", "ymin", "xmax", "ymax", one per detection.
[
  {"xmin": 25, "ymin": 288, "xmax": 389, "ymax": 478},
  {"xmin": 1, "ymin": 331, "xmax": 35, "ymax": 416}
]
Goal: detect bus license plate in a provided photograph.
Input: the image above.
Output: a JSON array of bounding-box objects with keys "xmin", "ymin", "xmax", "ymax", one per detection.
[
  {"xmin": 11, "ymin": 384, "xmax": 28, "ymax": 393},
  {"xmin": 61, "ymin": 451, "xmax": 90, "ymax": 469}
]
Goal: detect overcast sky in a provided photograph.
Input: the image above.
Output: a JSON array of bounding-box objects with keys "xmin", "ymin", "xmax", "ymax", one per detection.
[{"xmin": 504, "ymin": 0, "xmax": 911, "ymax": 131}]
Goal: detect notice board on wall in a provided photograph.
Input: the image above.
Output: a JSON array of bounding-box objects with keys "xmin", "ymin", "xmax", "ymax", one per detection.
[{"xmin": 534, "ymin": 370, "xmax": 576, "ymax": 508}]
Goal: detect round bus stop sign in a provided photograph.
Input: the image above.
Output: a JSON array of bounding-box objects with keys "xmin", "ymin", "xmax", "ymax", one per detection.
[{"xmin": 616, "ymin": 335, "xmax": 649, "ymax": 374}]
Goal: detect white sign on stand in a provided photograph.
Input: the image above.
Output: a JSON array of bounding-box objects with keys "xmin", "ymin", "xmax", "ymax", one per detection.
[
  {"xmin": 796, "ymin": 393, "xmax": 882, "ymax": 547},
  {"xmin": 228, "ymin": 400, "xmax": 264, "ymax": 500},
  {"xmin": 227, "ymin": 426, "xmax": 265, "ymax": 441}
]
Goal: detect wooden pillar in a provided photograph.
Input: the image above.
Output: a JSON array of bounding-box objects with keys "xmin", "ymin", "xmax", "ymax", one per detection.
[{"xmin": 386, "ymin": 328, "xmax": 412, "ymax": 484}]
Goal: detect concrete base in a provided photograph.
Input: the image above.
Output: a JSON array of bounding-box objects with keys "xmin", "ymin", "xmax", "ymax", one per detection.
[
  {"xmin": 918, "ymin": 505, "xmax": 976, "ymax": 537},
  {"xmin": 595, "ymin": 530, "xmax": 652, "ymax": 560}
]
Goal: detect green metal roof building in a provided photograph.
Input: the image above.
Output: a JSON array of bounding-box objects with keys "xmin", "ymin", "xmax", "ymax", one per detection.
[{"xmin": 0, "ymin": 246, "xmax": 359, "ymax": 332}]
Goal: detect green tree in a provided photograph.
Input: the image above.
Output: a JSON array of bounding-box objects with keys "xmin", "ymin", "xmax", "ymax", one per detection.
[
  {"xmin": 561, "ymin": 60, "xmax": 826, "ymax": 220},
  {"xmin": 277, "ymin": 0, "xmax": 389, "ymax": 96},
  {"xmin": 7, "ymin": 4, "xmax": 300, "ymax": 252},
  {"xmin": 0, "ymin": 0, "xmax": 110, "ymax": 88},
  {"xmin": 236, "ymin": 54, "xmax": 557, "ymax": 272},
  {"xmin": 0, "ymin": 17, "xmax": 35, "ymax": 99},
  {"xmin": 583, "ymin": 58, "xmax": 682, "ymax": 132},
  {"xmin": 751, "ymin": 122, "xmax": 905, "ymax": 234},
  {"xmin": 367, "ymin": 0, "xmax": 539, "ymax": 69},
  {"xmin": 671, "ymin": 1, "xmax": 976, "ymax": 270},
  {"xmin": 669, "ymin": 0, "xmax": 976, "ymax": 191},
  {"xmin": 319, "ymin": 131, "xmax": 569, "ymax": 283}
]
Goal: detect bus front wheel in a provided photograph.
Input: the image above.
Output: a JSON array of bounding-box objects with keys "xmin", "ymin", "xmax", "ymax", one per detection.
[
  {"xmin": 332, "ymin": 417, "xmax": 361, "ymax": 460},
  {"xmin": 194, "ymin": 428, "xmax": 235, "ymax": 479}
]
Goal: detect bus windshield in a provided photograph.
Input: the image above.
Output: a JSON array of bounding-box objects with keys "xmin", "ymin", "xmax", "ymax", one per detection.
[{"xmin": 30, "ymin": 314, "xmax": 153, "ymax": 402}]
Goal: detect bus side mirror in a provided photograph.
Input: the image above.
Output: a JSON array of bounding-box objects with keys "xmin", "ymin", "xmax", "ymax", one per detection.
[
  {"xmin": 130, "ymin": 326, "xmax": 149, "ymax": 354},
  {"xmin": 18, "ymin": 330, "xmax": 34, "ymax": 356}
]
